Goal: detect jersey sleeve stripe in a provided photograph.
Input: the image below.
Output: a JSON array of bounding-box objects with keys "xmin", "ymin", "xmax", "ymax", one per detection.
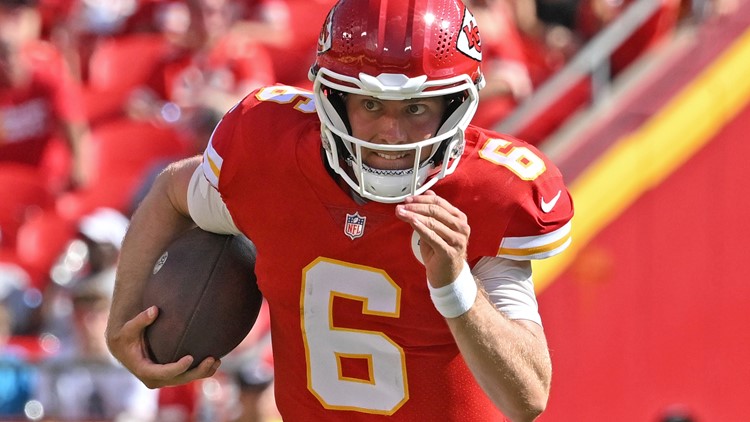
[
  {"xmin": 498, "ymin": 221, "xmax": 572, "ymax": 260},
  {"xmin": 202, "ymin": 142, "xmax": 223, "ymax": 188}
]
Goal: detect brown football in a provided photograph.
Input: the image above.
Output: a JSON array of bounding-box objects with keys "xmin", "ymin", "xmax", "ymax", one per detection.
[{"xmin": 143, "ymin": 227, "xmax": 262, "ymax": 368}]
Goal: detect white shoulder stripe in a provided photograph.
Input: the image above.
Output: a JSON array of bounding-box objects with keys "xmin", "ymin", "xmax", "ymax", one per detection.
[
  {"xmin": 187, "ymin": 165, "xmax": 240, "ymax": 235},
  {"xmin": 498, "ymin": 220, "xmax": 572, "ymax": 260},
  {"xmin": 202, "ymin": 141, "xmax": 223, "ymax": 188}
]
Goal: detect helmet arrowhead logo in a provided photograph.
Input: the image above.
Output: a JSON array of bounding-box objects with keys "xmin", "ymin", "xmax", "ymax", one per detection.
[
  {"xmin": 457, "ymin": 7, "xmax": 482, "ymax": 62},
  {"xmin": 318, "ymin": 8, "xmax": 333, "ymax": 54}
]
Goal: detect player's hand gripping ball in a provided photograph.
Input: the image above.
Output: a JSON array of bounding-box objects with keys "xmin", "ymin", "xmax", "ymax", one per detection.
[{"xmin": 143, "ymin": 227, "xmax": 262, "ymax": 368}]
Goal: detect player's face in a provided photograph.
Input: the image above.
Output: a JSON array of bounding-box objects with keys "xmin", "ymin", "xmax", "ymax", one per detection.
[
  {"xmin": 0, "ymin": 5, "xmax": 37, "ymax": 49},
  {"xmin": 345, "ymin": 94, "xmax": 447, "ymax": 170}
]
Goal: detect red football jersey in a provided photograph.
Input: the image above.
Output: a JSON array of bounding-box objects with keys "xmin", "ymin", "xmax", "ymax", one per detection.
[
  {"xmin": 0, "ymin": 42, "xmax": 85, "ymax": 166},
  {"xmin": 201, "ymin": 85, "xmax": 573, "ymax": 420}
]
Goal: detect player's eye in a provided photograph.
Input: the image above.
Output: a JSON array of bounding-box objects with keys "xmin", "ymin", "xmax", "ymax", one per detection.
[
  {"xmin": 406, "ymin": 104, "xmax": 427, "ymax": 115},
  {"xmin": 363, "ymin": 99, "xmax": 382, "ymax": 111}
]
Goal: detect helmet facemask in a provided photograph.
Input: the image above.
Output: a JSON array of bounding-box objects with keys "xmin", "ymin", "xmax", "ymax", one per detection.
[{"xmin": 312, "ymin": 68, "xmax": 482, "ymax": 203}]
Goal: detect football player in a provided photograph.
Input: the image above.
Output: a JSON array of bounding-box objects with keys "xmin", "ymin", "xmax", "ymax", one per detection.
[{"xmin": 106, "ymin": 0, "xmax": 574, "ymax": 420}]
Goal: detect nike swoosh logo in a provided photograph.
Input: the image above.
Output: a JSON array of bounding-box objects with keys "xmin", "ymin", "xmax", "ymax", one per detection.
[{"xmin": 541, "ymin": 190, "xmax": 562, "ymax": 213}]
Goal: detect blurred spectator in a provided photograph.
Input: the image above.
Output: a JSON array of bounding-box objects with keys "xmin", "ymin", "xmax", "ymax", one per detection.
[
  {"xmin": 533, "ymin": 0, "xmax": 581, "ymax": 30},
  {"xmin": 0, "ymin": 302, "xmax": 37, "ymax": 418},
  {"xmin": 659, "ymin": 404, "xmax": 696, "ymax": 422},
  {"xmin": 157, "ymin": 382, "xmax": 200, "ymax": 422},
  {"xmin": 233, "ymin": 0, "xmax": 290, "ymax": 47},
  {"xmin": 121, "ymin": 0, "xmax": 277, "ymax": 213},
  {"xmin": 40, "ymin": 0, "xmax": 147, "ymax": 83},
  {"xmin": 0, "ymin": 251, "xmax": 40, "ymax": 336},
  {"xmin": 576, "ymin": 0, "xmax": 682, "ymax": 76},
  {"xmin": 155, "ymin": 295, "xmax": 276, "ymax": 422},
  {"xmin": 161, "ymin": 0, "xmax": 277, "ymax": 122},
  {"xmin": 221, "ymin": 300, "xmax": 275, "ymax": 422},
  {"xmin": 40, "ymin": 208, "xmax": 129, "ymax": 338},
  {"xmin": 154, "ymin": 304, "xmax": 276, "ymax": 422},
  {"xmin": 681, "ymin": 0, "xmax": 738, "ymax": 20},
  {"xmin": 65, "ymin": 1, "xmax": 192, "ymax": 125},
  {"xmin": 5, "ymin": 209, "xmax": 77, "ymax": 338},
  {"xmin": 501, "ymin": 0, "xmax": 682, "ymax": 144},
  {"xmin": 233, "ymin": 0, "xmax": 335, "ymax": 88},
  {"xmin": 80, "ymin": 0, "xmax": 274, "ymax": 127},
  {"xmin": 707, "ymin": 0, "xmax": 739, "ymax": 17},
  {"xmin": 465, "ymin": 0, "xmax": 535, "ymax": 129},
  {"xmin": 0, "ymin": 0, "xmax": 91, "ymax": 192},
  {"xmin": 62, "ymin": 0, "xmax": 271, "ymax": 176},
  {"xmin": 34, "ymin": 266, "xmax": 159, "ymax": 420},
  {"xmin": 508, "ymin": 0, "xmax": 582, "ymax": 83},
  {"xmin": 0, "ymin": 162, "xmax": 55, "ymax": 252},
  {"xmin": 0, "ymin": 206, "xmax": 129, "ymax": 422},
  {"xmin": 1, "ymin": 207, "xmax": 127, "ymax": 347}
]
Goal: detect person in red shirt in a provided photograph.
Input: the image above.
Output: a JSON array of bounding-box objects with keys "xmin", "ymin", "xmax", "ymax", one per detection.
[
  {"xmin": 576, "ymin": 0, "xmax": 682, "ymax": 76},
  {"xmin": 465, "ymin": 0, "xmax": 535, "ymax": 130},
  {"xmin": 106, "ymin": 1, "xmax": 574, "ymax": 420},
  {"xmin": 0, "ymin": 0, "xmax": 90, "ymax": 190},
  {"xmin": 166, "ymin": 0, "xmax": 277, "ymax": 119},
  {"xmin": 233, "ymin": 0, "xmax": 338, "ymax": 88},
  {"xmin": 108, "ymin": 0, "xmax": 275, "ymax": 134}
]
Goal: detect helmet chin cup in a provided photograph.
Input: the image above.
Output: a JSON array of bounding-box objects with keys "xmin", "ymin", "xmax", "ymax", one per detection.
[{"xmin": 352, "ymin": 160, "xmax": 435, "ymax": 201}]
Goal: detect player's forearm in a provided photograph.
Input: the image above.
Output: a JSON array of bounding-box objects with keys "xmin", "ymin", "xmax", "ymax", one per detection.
[
  {"xmin": 62, "ymin": 122, "xmax": 90, "ymax": 186},
  {"xmin": 446, "ymin": 294, "xmax": 551, "ymax": 422},
  {"xmin": 106, "ymin": 159, "xmax": 198, "ymax": 338}
]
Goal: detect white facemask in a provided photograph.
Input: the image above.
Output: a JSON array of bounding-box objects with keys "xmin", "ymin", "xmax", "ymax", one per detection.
[{"xmin": 312, "ymin": 69, "xmax": 482, "ymax": 203}]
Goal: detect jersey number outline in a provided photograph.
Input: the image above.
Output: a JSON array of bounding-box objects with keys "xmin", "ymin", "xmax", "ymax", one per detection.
[
  {"xmin": 479, "ymin": 138, "xmax": 546, "ymax": 180},
  {"xmin": 301, "ymin": 258, "xmax": 408, "ymax": 415},
  {"xmin": 255, "ymin": 85, "xmax": 316, "ymax": 113}
]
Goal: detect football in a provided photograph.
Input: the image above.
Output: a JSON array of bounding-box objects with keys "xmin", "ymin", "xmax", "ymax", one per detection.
[{"xmin": 143, "ymin": 227, "xmax": 262, "ymax": 368}]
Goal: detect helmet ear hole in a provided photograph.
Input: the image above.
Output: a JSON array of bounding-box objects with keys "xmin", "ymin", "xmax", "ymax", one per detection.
[
  {"xmin": 431, "ymin": 94, "xmax": 471, "ymax": 164},
  {"xmin": 441, "ymin": 94, "xmax": 468, "ymax": 126},
  {"xmin": 319, "ymin": 89, "xmax": 353, "ymax": 163},
  {"xmin": 326, "ymin": 90, "xmax": 352, "ymax": 135}
]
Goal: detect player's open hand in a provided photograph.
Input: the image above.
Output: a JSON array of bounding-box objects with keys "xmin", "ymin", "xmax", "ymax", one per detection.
[
  {"xmin": 395, "ymin": 190, "xmax": 470, "ymax": 288},
  {"xmin": 106, "ymin": 306, "xmax": 221, "ymax": 389}
]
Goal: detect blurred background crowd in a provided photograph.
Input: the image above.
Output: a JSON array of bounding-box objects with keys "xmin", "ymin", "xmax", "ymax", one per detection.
[{"xmin": 0, "ymin": 0, "xmax": 735, "ymax": 420}]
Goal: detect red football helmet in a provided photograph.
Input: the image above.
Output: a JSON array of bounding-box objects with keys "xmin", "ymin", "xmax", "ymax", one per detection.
[{"xmin": 309, "ymin": 0, "xmax": 484, "ymax": 203}]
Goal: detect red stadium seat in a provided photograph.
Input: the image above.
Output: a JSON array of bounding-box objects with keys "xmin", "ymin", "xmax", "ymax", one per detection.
[
  {"xmin": 83, "ymin": 34, "xmax": 171, "ymax": 124},
  {"xmin": 15, "ymin": 210, "xmax": 77, "ymax": 286},
  {"xmin": 158, "ymin": 382, "xmax": 199, "ymax": 420},
  {"xmin": 38, "ymin": 136, "xmax": 74, "ymax": 193},
  {"xmin": 86, "ymin": 33, "xmax": 169, "ymax": 92},
  {"xmin": 81, "ymin": 85, "xmax": 134, "ymax": 126},
  {"xmin": 0, "ymin": 164, "xmax": 56, "ymax": 249},
  {"xmin": 57, "ymin": 119, "xmax": 192, "ymax": 218},
  {"xmin": 6, "ymin": 335, "xmax": 52, "ymax": 363}
]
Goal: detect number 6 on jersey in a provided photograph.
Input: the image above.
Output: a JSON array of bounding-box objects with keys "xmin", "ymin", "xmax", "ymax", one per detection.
[{"xmin": 301, "ymin": 258, "xmax": 408, "ymax": 415}]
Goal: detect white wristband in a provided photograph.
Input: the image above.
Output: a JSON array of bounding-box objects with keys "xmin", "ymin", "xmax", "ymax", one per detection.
[{"xmin": 428, "ymin": 261, "xmax": 478, "ymax": 318}]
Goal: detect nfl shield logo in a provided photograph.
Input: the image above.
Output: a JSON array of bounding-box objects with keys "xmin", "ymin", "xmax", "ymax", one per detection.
[{"xmin": 344, "ymin": 212, "xmax": 366, "ymax": 240}]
